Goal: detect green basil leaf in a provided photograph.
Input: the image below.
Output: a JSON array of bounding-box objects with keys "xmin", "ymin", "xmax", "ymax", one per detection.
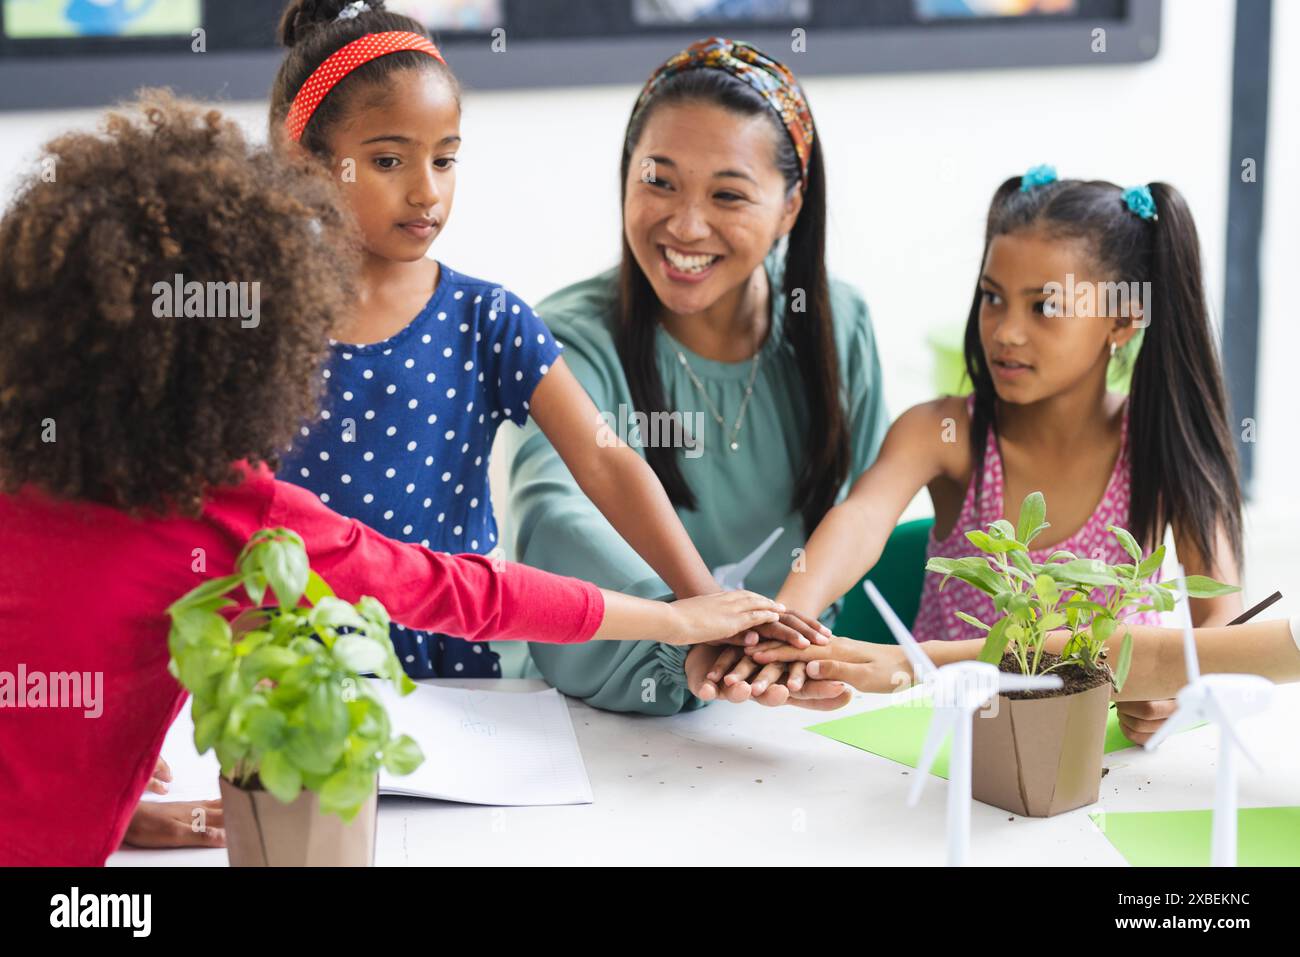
[
  {"xmin": 306, "ymin": 679, "xmax": 350, "ymax": 741},
  {"xmin": 319, "ymin": 768, "xmax": 375, "ymax": 821},
  {"xmin": 166, "ymin": 574, "xmax": 242, "ymax": 615},
  {"xmin": 262, "ymin": 539, "xmax": 309, "ymax": 610},
  {"xmin": 1106, "ymin": 524, "xmax": 1141, "ymax": 562},
  {"xmin": 259, "ymin": 749, "xmax": 302, "ymax": 804},
  {"xmin": 304, "ymin": 569, "xmax": 336, "ymax": 605},
  {"xmin": 1113, "ymin": 631, "xmax": 1134, "ymax": 692},
  {"xmin": 1044, "ymin": 559, "xmax": 1120, "ymax": 589},
  {"xmin": 333, "ymin": 634, "xmax": 390, "ymax": 675},
  {"xmin": 194, "ymin": 709, "xmax": 224, "ymax": 753},
  {"xmin": 381, "ymin": 734, "xmax": 425, "ymax": 776},
  {"xmin": 309, "ymin": 596, "xmax": 369, "ymax": 632},
  {"xmin": 953, "ymin": 611, "xmax": 991, "ymax": 632},
  {"xmin": 1174, "ymin": 575, "xmax": 1242, "ymax": 599},
  {"xmin": 977, "ymin": 617, "xmax": 1012, "ymax": 665},
  {"xmin": 246, "ymin": 706, "xmax": 287, "ymax": 752},
  {"xmin": 1016, "ymin": 492, "xmax": 1046, "ymax": 546},
  {"xmin": 1137, "ymin": 544, "xmax": 1166, "ymax": 580},
  {"xmin": 990, "ymin": 519, "xmax": 1017, "ymax": 541}
]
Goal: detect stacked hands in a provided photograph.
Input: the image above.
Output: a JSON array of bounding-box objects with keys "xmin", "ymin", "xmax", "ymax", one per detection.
[
  {"xmin": 685, "ymin": 603, "xmax": 865, "ymax": 711},
  {"xmin": 685, "ymin": 617, "xmax": 1178, "ymax": 746},
  {"xmin": 124, "ymin": 593, "xmax": 1182, "ymax": 852}
]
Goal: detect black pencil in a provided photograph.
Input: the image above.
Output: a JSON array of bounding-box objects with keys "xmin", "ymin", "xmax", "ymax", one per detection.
[{"xmin": 1226, "ymin": 591, "xmax": 1283, "ymax": 626}]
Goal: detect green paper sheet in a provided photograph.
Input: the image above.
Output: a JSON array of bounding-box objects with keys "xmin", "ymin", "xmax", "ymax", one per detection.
[
  {"xmin": 808, "ymin": 701, "xmax": 1185, "ymax": 780},
  {"xmin": 1090, "ymin": 807, "xmax": 1300, "ymax": 866}
]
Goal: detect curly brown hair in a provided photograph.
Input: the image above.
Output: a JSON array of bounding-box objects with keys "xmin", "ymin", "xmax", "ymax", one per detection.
[{"xmin": 0, "ymin": 89, "xmax": 360, "ymax": 516}]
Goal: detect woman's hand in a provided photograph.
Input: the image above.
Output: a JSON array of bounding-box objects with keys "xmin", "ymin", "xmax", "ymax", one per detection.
[
  {"xmin": 662, "ymin": 591, "xmax": 785, "ymax": 646},
  {"xmin": 743, "ymin": 635, "xmax": 916, "ymax": 694},
  {"xmin": 122, "ymin": 799, "xmax": 226, "ymax": 850},
  {"xmin": 717, "ymin": 606, "xmax": 833, "ymax": 650}
]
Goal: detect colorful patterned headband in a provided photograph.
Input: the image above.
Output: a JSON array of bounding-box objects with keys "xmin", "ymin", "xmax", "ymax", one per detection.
[
  {"xmin": 631, "ymin": 37, "xmax": 814, "ymax": 191},
  {"xmin": 284, "ymin": 31, "xmax": 445, "ymax": 143}
]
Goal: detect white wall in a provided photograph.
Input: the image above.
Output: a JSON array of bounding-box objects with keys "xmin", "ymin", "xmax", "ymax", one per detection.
[
  {"xmin": 0, "ymin": 0, "xmax": 1293, "ymax": 609},
  {"xmin": 1247, "ymin": 0, "xmax": 1300, "ymax": 615}
]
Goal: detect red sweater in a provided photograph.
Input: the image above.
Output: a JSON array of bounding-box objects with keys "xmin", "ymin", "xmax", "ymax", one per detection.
[{"xmin": 0, "ymin": 464, "xmax": 604, "ymax": 866}]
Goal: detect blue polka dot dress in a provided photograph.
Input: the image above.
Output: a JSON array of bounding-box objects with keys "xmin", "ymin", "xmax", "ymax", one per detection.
[{"xmin": 278, "ymin": 264, "xmax": 562, "ymax": 678}]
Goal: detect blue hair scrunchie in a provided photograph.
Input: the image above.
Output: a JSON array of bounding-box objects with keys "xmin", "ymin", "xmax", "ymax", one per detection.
[
  {"xmin": 1020, "ymin": 164, "xmax": 1057, "ymax": 192},
  {"xmin": 1122, "ymin": 184, "xmax": 1158, "ymax": 221}
]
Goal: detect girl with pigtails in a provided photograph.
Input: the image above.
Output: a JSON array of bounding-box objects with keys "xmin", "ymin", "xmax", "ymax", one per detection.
[
  {"xmin": 753, "ymin": 167, "xmax": 1247, "ymax": 744},
  {"xmin": 267, "ymin": 2, "xmax": 830, "ymax": 680}
]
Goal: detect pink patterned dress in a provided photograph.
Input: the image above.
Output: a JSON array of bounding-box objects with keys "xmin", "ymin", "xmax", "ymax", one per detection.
[{"xmin": 912, "ymin": 396, "xmax": 1161, "ymax": 641}]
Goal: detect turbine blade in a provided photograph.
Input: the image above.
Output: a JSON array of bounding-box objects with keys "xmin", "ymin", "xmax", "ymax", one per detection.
[
  {"xmin": 864, "ymin": 580, "xmax": 936, "ymax": 680},
  {"xmin": 909, "ymin": 710, "xmax": 956, "ymax": 806},
  {"xmin": 731, "ymin": 526, "xmax": 785, "ymax": 582},
  {"xmin": 1142, "ymin": 704, "xmax": 1199, "ymax": 751},
  {"xmin": 1204, "ymin": 690, "xmax": 1262, "ymax": 772}
]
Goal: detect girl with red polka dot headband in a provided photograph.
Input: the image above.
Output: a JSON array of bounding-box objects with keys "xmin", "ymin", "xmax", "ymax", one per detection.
[{"xmin": 267, "ymin": 1, "xmax": 830, "ymax": 680}]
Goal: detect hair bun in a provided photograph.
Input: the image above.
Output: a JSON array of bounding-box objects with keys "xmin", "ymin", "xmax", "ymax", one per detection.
[{"xmin": 277, "ymin": 0, "xmax": 388, "ymax": 48}]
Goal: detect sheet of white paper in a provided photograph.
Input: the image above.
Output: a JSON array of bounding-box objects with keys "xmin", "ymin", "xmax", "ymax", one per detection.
[
  {"xmin": 375, "ymin": 682, "xmax": 593, "ymax": 806},
  {"xmin": 139, "ymin": 705, "xmax": 220, "ymax": 803},
  {"xmin": 146, "ymin": 684, "xmax": 592, "ymax": 808}
]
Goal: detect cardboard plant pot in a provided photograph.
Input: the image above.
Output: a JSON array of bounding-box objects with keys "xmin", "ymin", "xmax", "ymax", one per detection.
[
  {"xmin": 970, "ymin": 657, "xmax": 1112, "ymax": 818},
  {"xmin": 218, "ymin": 777, "xmax": 378, "ymax": 867}
]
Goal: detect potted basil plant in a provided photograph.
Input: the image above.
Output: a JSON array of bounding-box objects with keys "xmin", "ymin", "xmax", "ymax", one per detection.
[
  {"xmin": 925, "ymin": 492, "xmax": 1238, "ymax": 817},
  {"xmin": 166, "ymin": 528, "xmax": 424, "ymax": 866}
]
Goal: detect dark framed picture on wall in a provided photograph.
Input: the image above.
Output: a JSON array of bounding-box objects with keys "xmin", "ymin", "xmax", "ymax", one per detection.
[{"xmin": 0, "ymin": 0, "xmax": 1160, "ymax": 110}]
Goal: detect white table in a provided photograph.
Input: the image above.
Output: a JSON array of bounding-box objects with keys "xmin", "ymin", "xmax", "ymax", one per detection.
[{"xmin": 108, "ymin": 680, "xmax": 1300, "ymax": 867}]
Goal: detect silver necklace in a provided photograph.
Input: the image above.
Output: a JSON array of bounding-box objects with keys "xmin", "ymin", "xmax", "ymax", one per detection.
[{"xmin": 673, "ymin": 340, "xmax": 763, "ymax": 453}]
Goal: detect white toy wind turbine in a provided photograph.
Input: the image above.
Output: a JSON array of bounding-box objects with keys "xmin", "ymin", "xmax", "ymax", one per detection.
[
  {"xmin": 863, "ymin": 580, "xmax": 1062, "ymax": 867},
  {"xmin": 712, "ymin": 526, "xmax": 784, "ymax": 591},
  {"xmin": 1143, "ymin": 564, "xmax": 1274, "ymax": 867}
]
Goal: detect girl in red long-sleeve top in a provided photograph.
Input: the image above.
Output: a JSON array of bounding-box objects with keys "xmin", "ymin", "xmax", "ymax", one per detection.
[{"xmin": 0, "ymin": 93, "xmax": 782, "ymax": 867}]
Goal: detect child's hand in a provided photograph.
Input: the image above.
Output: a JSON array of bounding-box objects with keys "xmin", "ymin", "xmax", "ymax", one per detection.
[
  {"xmin": 744, "ymin": 634, "xmax": 915, "ymax": 694},
  {"xmin": 716, "ymin": 606, "xmax": 832, "ymax": 650},
  {"xmin": 712, "ymin": 642, "xmax": 852, "ymax": 702},
  {"xmin": 122, "ymin": 798, "xmax": 225, "ymax": 850},
  {"xmin": 144, "ymin": 755, "xmax": 173, "ymax": 795},
  {"xmin": 664, "ymin": 591, "xmax": 785, "ymax": 646},
  {"xmin": 687, "ymin": 644, "xmax": 852, "ymax": 710},
  {"xmin": 1115, "ymin": 698, "xmax": 1177, "ymax": 745}
]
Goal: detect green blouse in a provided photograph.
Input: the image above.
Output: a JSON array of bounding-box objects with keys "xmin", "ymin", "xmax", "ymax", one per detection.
[{"xmin": 504, "ymin": 259, "xmax": 890, "ymax": 714}]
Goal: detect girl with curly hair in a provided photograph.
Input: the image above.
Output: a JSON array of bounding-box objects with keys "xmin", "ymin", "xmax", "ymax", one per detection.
[{"xmin": 0, "ymin": 93, "xmax": 786, "ymax": 866}]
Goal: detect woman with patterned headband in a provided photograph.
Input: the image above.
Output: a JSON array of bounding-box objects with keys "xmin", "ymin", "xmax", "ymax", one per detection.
[
  {"xmin": 266, "ymin": 4, "xmax": 828, "ymax": 682},
  {"xmin": 508, "ymin": 38, "xmax": 890, "ymax": 714}
]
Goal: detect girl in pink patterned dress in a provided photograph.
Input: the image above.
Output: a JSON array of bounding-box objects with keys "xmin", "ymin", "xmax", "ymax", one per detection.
[{"xmin": 766, "ymin": 168, "xmax": 1246, "ymax": 741}]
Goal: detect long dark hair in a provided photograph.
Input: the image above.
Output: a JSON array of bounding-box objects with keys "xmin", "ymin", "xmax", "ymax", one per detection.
[
  {"xmin": 268, "ymin": 0, "xmax": 459, "ymax": 156},
  {"xmin": 616, "ymin": 67, "xmax": 849, "ymax": 534},
  {"xmin": 963, "ymin": 176, "xmax": 1243, "ymax": 567}
]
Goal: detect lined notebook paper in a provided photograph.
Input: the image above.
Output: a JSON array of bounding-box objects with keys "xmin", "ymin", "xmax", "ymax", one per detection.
[{"xmin": 374, "ymin": 682, "xmax": 593, "ymax": 806}]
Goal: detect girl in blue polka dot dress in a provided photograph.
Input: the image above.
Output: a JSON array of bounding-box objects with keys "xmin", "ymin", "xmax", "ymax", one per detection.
[{"xmin": 268, "ymin": 1, "xmax": 831, "ymax": 678}]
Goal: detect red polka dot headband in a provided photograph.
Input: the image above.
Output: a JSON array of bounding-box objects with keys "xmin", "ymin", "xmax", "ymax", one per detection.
[{"xmin": 284, "ymin": 31, "xmax": 446, "ymax": 143}]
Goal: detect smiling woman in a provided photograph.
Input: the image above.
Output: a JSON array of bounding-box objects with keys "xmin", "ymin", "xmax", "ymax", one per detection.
[
  {"xmin": 507, "ymin": 38, "xmax": 890, "ymax": 715},
  {"xmin": 262, "ymin": 7, "xmax": 823, "ymax": 686}
]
